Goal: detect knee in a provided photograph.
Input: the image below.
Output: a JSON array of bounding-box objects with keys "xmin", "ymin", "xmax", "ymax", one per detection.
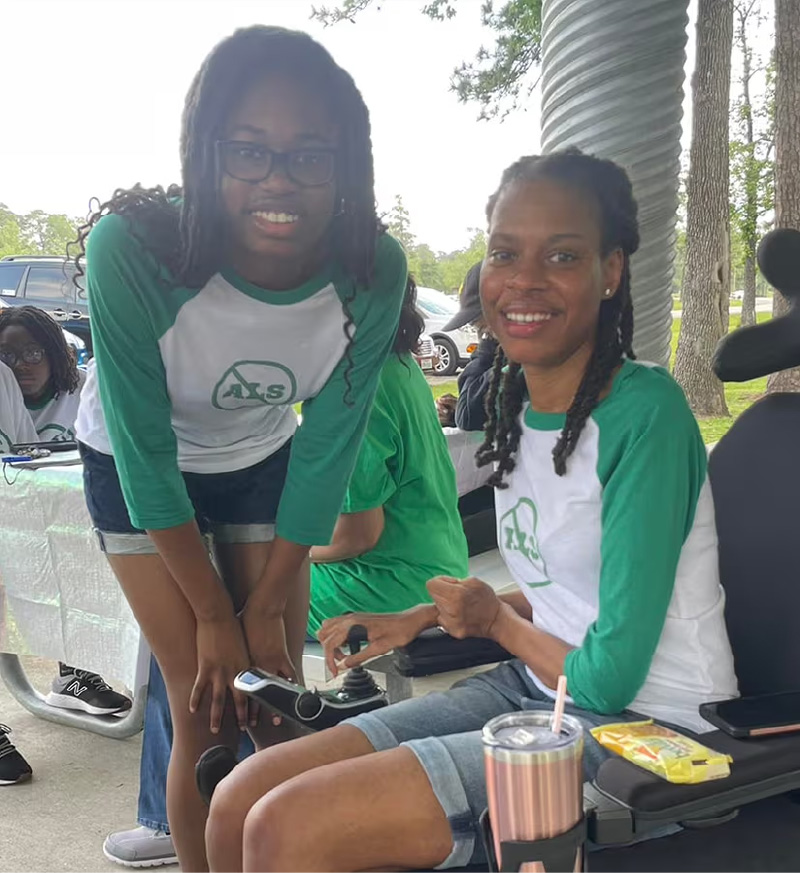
[
  {"xmin": 242, "ymin": 784, "xmax": 309, "ymax": 873},
  {"xmin": 206, "ymin": 769, "xmax": 249, "ymax": 853}
]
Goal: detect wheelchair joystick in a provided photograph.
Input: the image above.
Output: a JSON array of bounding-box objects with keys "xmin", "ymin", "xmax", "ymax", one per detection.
[
  {"xmin": 340, "ymin": 624, "xmax": 382, "ymax": 702},
  {"xmin": 234, "ymin": 622, "xmax": 388, "ymax": 731}
]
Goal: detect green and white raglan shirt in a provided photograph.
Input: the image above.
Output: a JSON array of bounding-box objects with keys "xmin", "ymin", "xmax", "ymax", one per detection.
[
  {"xmin": 26, "ymin": 368, "xmax": 85, "ymax": 441},
  {"xmin": 0, "ymin": 361, "xmax": 37, "ymax": 452},
  {"xmin": 497, "ymin": 360, "xmax": 738, "ymax": 733},
  {"xmin": 75, "ymin": 213, "xmax": 407, "ymax": 544}
]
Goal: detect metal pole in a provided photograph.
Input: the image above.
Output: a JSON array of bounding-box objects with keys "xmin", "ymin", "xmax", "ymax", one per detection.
[{"xmin": 540, "ymin": 0, "xmax": 690, "ymax": 368}]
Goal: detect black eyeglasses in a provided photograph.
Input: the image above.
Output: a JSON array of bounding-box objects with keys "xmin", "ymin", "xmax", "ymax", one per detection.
[
  {"xmin": 216, "ymin": 141, "xmax": 337, "ymax": 187},
  {"xmin": 0, "ymin": 345, "xmax": 46, "ymax": 368}
]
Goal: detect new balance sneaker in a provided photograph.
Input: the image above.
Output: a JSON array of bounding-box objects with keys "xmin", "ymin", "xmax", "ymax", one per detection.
[
  {"xmin": 46, "ymin": 666, "xmax": 132, "ymax": 716},
  {"xmin": 0, "ymin": 724, "xmax": 33, "ymax": 785},
  {"xmin": 103, "ymin": 826, "xmax": 177, "ymax": 868}
]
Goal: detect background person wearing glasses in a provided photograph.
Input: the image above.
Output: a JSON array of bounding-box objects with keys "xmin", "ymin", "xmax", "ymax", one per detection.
[
  {"xmin": 72, "ymin": 25, "xmax": 406, "ymax": 871},
  {"xmin": 0, "ymin": 306, "xmax": 132, "ymax": 720}
]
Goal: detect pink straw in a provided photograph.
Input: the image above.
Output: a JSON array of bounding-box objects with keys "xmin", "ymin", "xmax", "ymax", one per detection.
[{"xmin": 551, "ymin": 674, "xmax": 567, "ymax": 734}]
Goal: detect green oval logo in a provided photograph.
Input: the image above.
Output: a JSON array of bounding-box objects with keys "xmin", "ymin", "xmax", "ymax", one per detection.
[{"xmin": 212, "ymin": 361, "xmax": 297, "ymax": 409}]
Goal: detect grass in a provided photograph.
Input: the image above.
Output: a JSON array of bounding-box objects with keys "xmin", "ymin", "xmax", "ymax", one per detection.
[
  {"xmin": 671, "ymin": 312, "xmax": 770, "ymax": 444},
  {"xmin": 427, "ymin": 312, "xmax": 772, "ymax": 446}
]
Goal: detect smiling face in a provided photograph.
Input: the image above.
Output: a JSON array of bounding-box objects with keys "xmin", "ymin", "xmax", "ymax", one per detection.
[
  {"xmin": 480, "ymin": 178, "xmax": 623, "ymax": 373},
  {"xmin": 218, "ymin": 72, "xmax": 340, "ymax": 287}
]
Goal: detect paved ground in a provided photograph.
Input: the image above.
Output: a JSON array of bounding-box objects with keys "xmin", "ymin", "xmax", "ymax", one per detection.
[{"xmin": 1, "ymin": 656, "xmax": 144, "ymax": 873}]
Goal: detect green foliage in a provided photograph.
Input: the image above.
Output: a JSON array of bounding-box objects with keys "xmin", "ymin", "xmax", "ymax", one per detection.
[
  {"xmin": 311, "ymin": 0, "xmax": 543, "ymax": 118},
  {"xmin": 384, "ymin": 195, "xmax": 485, "ymax": 292},
  {"xmin": 0, "ymin": 204, "xmax": 79, "ymax": 259}
]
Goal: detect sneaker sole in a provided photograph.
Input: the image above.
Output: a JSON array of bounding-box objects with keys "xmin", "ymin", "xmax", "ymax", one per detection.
[
  {"xmin": 0, "ymin": 771, "xmax": 32, "ymax": 786},
  {"xmin": 102, "ymin": 845, "xmax": 178, "ymax": 868},
  {"xmin": 46, "ymin": 691, "xmax": 127, "ymax": 716}
]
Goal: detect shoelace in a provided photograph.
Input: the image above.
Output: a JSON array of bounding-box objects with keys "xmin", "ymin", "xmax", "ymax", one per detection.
[
  {"xmin": 0, "ymin": 724, "xmax": 19, "ymax": 760},
  {"xmin": 72, "ymin": 670, "xmax": 112, "ymax": 692}
]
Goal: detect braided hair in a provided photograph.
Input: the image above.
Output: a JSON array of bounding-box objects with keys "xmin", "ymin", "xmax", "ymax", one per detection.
[
  {"xmin": 0, "ymin": 306, "xmax": 80, "ymax": 398},
  {"xmin": 72, "ymin": 26, "xmax": 382, "ymax": 402},
  {"xmin": 476, "ymin": 149, "xmax": 639, "ymax": 485},
  {"xmin": 393, "ymin": 275, "xmax": 426, "ymax": 356}
]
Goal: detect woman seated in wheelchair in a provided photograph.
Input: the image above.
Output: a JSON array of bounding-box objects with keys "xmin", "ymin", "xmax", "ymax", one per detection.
[{"xmin": 205, "ymin": 149, "xmax": 739, "ymax": 872}]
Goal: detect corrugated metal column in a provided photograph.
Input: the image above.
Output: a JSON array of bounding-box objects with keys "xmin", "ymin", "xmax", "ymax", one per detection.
[{"xmin": 540, "ymin": 0, "xmax": 690, "ymax": 367}]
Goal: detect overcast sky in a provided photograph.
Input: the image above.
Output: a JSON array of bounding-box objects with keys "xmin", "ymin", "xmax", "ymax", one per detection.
[{"xmin": 0, "ymin": 0, "xmax": 772, "ymax": 252}]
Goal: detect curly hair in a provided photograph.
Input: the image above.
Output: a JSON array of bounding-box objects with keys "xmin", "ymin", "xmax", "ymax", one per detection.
[
  {"xmin": 393, "ymin": 275, "xmax": 425, "ymax": 356},
  {"xmin": 73, "ymin": 26, "xmax": 383, "ymax": 404},
  {"xmin": 476, "ymin": 148, "xmax": 639, "ymax": 485},
  {"xmin": 0, "ymin": 306, "xmax": 80, "ymax": 398}
]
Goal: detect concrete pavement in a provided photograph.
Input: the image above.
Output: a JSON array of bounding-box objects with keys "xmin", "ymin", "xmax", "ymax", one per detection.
[{"xmin": 0, "ymin": 656, "xmax": 145, "ymax": 873}]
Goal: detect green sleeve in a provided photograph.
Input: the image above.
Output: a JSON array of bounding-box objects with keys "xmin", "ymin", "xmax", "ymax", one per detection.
[
  {"xmin": 565, "ymin": 374, "xmax": 707, "ymax": 714},
  {"xmin": 341, "ymin": 386, "xmax": 399, "ymax": 514},
  {"xmin": 86, "ymin": 214, "xmax": 194, "ymax": 530},
  {"xmin": 276, "ymin": 234, "xmax": 407, "ymax": 544}
]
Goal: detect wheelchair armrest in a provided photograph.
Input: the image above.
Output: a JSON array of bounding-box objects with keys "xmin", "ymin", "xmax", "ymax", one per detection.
[
  {"xmin": 391, "ymin": 627, "xmax": 514, "ymax": 678},
  {"xmin": 589, "ymin": 728, "xmax": 800, "ymax": 843}
]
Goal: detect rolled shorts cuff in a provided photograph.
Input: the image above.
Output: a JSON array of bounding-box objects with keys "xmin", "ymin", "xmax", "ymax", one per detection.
[
  {"xmin": 94, "ymin": 523, "xmax": 275, "ymax": 555},
  {"xmin": 344, "ymin": 715, "xmax": 475, "ymax": 870},
  {"xmin": 212, "ymin": 523, "xmax": 276, "ymax": 545}
]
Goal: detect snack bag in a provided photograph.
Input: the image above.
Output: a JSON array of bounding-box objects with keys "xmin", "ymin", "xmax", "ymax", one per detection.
[{"xmin": 591, "ymin": 720, "xmax": 732, "ymax": 784}]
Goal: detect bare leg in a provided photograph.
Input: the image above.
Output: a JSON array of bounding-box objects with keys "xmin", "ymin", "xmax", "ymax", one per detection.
[
  {"xmin": 107, "ymin": 554, "xmax": 240, "ymax": 872},
  {"xmin": 214, "ymin": 542, "xmax": 310, "ymax": 747},
  {"xmin": 207, "ymin": 724, "xmax": 451, "ymax": 872}
]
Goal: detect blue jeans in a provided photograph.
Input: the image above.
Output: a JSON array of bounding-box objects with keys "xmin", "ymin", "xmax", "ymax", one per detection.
[{"xmin": 137, "ymin": 657, "xmax": 255, "ymax": 833}]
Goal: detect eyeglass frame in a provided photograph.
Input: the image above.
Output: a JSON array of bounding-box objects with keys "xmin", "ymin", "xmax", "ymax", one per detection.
[
  {"xmin": 215, "ymin": 140, "xmax": 338, "ymax": 187},
  {"xmin": 0, "ymin": 344, "xmax": 46, "ymax": 368}
]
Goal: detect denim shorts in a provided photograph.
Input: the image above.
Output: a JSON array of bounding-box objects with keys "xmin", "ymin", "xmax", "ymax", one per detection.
[
  {"xmin": 78, "ymin": 439, "xmax": 291, "ymax": 555},
  {"xmin": 345, "ymin": 659, "xmax": 642, "ymax": 869}
]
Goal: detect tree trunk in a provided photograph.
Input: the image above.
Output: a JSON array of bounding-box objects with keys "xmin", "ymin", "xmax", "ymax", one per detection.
[
  {"xmin": 737, "ymin": 1, "xmax": 758, "ymax": 328},
  {"xmin": 674, "ymin": 0, "xmax": 733, "ymax": 415},
  {"xmin": 767, "ymin": 0, "xmax": 800, "ymax": 392},
  {"xmin": 741, "ymin": 253, "xmax": 757, "ymax": 326}
]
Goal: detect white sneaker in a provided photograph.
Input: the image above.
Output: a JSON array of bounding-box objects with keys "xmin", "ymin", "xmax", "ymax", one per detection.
[{"xmin": 102, "ymin": 826, "xmax": 177, "ymax": 868}]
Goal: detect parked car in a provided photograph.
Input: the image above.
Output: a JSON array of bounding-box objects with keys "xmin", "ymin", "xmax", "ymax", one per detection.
[
  {"xmin": 412, "ymin": 333, "xmax": 437, "ymax": 374},
  {"xmin": 0, "ymin": 256, "xmax": 92, "ymax": 353},
  {"xmin": 415, "ymin": 286, "xmax": 479, "ymax": 376}
]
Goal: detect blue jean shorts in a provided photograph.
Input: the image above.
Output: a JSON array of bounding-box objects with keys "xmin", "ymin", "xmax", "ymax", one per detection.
[
  {"xmin": 345, "ymin": 659, "xmax": 642, "ymax": 869},
  {"xmin": 78, "ymin": 439, "xmax": 291, "ymax": 555}
]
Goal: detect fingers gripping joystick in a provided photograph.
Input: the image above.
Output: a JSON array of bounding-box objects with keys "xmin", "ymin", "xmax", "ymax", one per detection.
[{"xmin": 233, "ymin": 623, "xmax": 388, "ymax": 731}]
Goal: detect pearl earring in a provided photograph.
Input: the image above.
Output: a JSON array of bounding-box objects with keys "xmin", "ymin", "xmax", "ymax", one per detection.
[{"xmin": 604, "ymin": 288, "xmax": 613, "ymax": 298}]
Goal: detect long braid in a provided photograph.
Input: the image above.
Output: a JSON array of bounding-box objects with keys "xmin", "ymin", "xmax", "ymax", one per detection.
[
  {"xmin": 480, "ymin": 148, "xmax": 640, "ymax": 483},
  {"xmin": 72, "ymin": 26, "xmax": 383, "ymax": 398},
  {"xmin": 475, "ymin": 346, "xmax": 526, "ymax": 489},
  {"xmin": 552, "ymin": 258, "xmax": 635, "ymax": 474}
]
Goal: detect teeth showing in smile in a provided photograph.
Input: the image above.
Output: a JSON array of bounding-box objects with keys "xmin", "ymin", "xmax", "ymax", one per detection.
[
  {"xmin": 253, "ymin": 211, "xmax": 299, "ymax": 224},
  {"xmin": 505, "ymin": 311, "xmax": 553, "ymax": 323}
]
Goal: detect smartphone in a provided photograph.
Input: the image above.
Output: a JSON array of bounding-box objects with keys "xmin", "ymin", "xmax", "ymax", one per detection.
[{"xmin": 700, "ymin": 691, "xmax": 800, "ymax": 738}]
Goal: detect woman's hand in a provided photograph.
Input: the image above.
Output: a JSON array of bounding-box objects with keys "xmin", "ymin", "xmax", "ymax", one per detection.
[
  {"xmin": 318, "ymin": 605, "xmax": 437, "ymax": 676},
  {"xmin": 427, "ymin": 575, "xmax": 502, "ymax": 640},
  {"xmin": 190, "ymin": 614, "xmax": 251, "ymax": 735},
  {"xmin": 240, "ymin": 607, "xmax": 297, "ymax": 681}
]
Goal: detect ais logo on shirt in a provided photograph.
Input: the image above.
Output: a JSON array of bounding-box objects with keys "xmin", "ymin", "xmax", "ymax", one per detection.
[
  {"xmin": 499, "ymin": 497, "xmax": 551, "ymax": 587},
  {"xmin": 212, "ymin": 361, "xmax": 297, "ymax": 409}
]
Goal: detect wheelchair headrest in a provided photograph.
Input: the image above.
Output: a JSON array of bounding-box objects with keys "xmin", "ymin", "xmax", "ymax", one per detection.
[{"xmin": 713, "ymin": 228, "xmax": 800, "ymax": 382}]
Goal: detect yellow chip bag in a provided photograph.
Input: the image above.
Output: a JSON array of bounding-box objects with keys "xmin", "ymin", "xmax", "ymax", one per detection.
[{"xmin": 591, "ymin": 720, "xmax": 732, "ymax": 784}]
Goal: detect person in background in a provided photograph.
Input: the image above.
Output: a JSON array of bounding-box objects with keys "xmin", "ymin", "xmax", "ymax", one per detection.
[
  {"xmin": 0, "ymin": 306, "xmax": 132, "ymax": 719},
  {"xmin": 442, "ymin": 261, "xmax": 498, "ymax": 432},
  {"xmin": 307, "ymin": 277, "xmax": 468, "ymax": 634},
  {"xmin": 0, "ymin": 361, "xmax": 37, "ymax": 785}
]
